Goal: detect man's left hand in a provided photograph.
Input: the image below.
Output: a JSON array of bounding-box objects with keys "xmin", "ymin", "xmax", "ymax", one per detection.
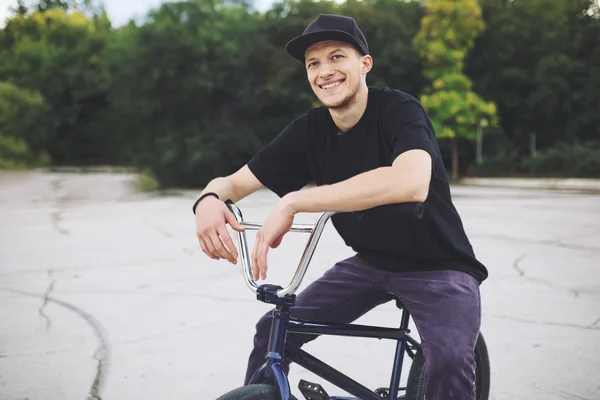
[{"xmin": 251, "ymin": 199, "xmax": 295, "ymax": 280}]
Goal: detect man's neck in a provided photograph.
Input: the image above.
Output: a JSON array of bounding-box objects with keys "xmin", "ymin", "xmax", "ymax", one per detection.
[{"xmin": 329, "ymin": 85, "xmax": 369, "ymax": 134}]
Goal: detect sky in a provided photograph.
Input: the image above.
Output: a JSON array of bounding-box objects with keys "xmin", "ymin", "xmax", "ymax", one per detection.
[
  {"xmin": 0, "ymin": 0, "xmax": 276, "ymax": 27},
  {"xmin": 1, "ymin": 0, "xmax": 599, "ymax": 28}
]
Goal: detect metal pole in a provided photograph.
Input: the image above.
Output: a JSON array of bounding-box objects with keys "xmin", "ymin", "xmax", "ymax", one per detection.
[{"xmin": 476, "ymin": 121, "xmax": 483, "ymax": 164}]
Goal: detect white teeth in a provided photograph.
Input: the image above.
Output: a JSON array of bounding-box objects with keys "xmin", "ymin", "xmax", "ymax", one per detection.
[{"xmin": 322, "ymin": 81, "xmax": 342, "ymax": 90}]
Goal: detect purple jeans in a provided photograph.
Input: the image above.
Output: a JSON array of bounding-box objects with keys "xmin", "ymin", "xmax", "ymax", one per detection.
[{"xmin": 244, "ymin": 255, "xmax": 482, "ymax": 400}]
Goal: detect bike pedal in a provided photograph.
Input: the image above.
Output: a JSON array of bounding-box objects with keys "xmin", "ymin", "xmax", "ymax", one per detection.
[{"xmin": 298, "ymin": 379, "xmax": 329, "ymax": 400}]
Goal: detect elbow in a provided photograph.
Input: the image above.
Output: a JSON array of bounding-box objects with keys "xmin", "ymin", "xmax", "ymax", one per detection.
[
  {"xmin": 412, "ymin": 187, "xmax": 429, "ymax": 203},
  {"xmin": 412, "ymin": 186, "xmax": 429, "ymax": 203},
  {"xmin": 401, "ymin": 177, "xmax": 429, "ymax": 203}
]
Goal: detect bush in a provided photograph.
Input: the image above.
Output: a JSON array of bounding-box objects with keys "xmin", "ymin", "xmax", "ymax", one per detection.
[
  {"xmin": 469, "ymin": 140, "xmax": 600, "ymax": 178},
  {"xmin": 522, "ymin": 141, "xmax": 600, "ymax": 178},
  {"xmin": 0, "ymin": 81, "xmax": 52, "ymax": 169},
  {"xmin": 0, "ymin": 81, "xmax": 52, "ymax": 151},
  {"xmin": 469, "ymin": 154, "xmax": 519, "ymax": 177},
  {"xmin": 0, "ymin": 136, "xmax": 50, "ymax": 169},
  {"xmin": 134, "ymin": 171, "xmax": 160, "ymax": 192}
]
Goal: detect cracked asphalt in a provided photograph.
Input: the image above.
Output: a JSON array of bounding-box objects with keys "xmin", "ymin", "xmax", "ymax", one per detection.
[{"xmin": 0, "ymin": 171, "xmax": 599, "ymax": 400}]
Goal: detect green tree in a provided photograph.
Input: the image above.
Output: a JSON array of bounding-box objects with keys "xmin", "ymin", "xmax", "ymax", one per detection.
[
  {"xmin": 0, "ymin": 7, "xmax": 113, "ymax": 164},
  {"xmin": 342, "ymin": 0, "xmax": 425, "ymax": 96},
  {"xmin": 102, "ymin": 0, "xmax": 268, "ymax": 187},
  {"xmin": 0, "ymin": 81, "xmax": 51, "ymax": 168},
  {"xmin": 413, "ymin": 0, "xmax": 497, "ymax": 180},
  {"xmin": 8, "ymin": 0, "xmax": 29, "ymax": 17},
  {"xmin": 465, "ymin": 0, "xmax": 600, "ymax": 153}
]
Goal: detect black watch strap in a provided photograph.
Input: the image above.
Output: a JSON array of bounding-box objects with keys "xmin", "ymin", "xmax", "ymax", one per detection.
[{"xmin": 192, "ymin": 192, "xmax": 219, "ymax": 215}]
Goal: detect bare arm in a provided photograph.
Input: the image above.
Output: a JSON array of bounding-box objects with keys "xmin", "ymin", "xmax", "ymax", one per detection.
[
  {"xmin": 249, "ymin": 149, "xmax": 432, "ymax": 280},
  {"xmin": 282, "ymin": 149, "xmax": 432, "ymax": 214},
  {"xmin": 194, "ymin": 165, "xmax": 263, "ymax": 264},
  {"xmin": 198, "ymin": 165, "xmax": 263, "ymax": 204}
]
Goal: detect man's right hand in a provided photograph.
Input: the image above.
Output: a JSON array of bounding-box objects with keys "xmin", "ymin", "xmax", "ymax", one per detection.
[{"xmin": 195, "ymin": 196, "xmax": 245, "ymax": 264}]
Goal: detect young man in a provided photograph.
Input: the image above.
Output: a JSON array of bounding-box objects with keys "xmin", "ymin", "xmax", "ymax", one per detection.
[{"xmin": 193, "ymin": 14, "xmax": 487, "ymax": 400}]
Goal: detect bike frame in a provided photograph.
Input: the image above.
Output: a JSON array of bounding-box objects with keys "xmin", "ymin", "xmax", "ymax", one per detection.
[
  {"xmin": 248, "ymin": 304, "xmax": 421, "ymax": 400},
  {"xmin": 225, "ymin": 201, "xmax": 425, "ymax": 400}
]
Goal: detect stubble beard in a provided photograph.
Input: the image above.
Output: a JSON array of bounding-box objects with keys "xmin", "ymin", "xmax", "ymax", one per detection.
[{"xmin": 319, "ymin": 81, "xmax": 360, "ymax": 111}]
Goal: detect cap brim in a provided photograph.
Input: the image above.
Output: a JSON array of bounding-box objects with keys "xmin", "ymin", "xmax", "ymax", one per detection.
[{"xmin": 285, "ymin": 30, "xmax": 366, "ymax": 62}]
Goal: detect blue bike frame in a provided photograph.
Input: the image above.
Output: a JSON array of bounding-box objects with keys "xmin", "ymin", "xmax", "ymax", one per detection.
[{"xmin": 247, "ymin": 296, "xmax": 421, "ymax": 400}]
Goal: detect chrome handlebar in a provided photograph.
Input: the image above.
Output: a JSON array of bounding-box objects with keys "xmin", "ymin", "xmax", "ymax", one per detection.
[{"xmin": 226, "ymin": 202, "xmax": 337, "ymax": 298}]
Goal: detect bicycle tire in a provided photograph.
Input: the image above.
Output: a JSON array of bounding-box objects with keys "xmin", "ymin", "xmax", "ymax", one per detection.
[
  {"xmin": 215, "ymin": 384, "xmax": 299, "ymax": 400},
  {"xmin": 405, "ymin": 333, "xmax": 490, "ymax": 400}
]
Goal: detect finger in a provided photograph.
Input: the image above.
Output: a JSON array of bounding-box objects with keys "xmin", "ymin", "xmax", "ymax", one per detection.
[
  {"xmin": 225, "ymin": 211, "xmax": 245, "ymax": 232},
  {"xmin": 198, "ymin": 236, "xmax": 219, "ymax": 260},
  {"xmin": 208, "ymin": 231, "xmax": 233, "ymax": 261},
  {"xmin": 203, "ymin": 234, "xmax": 222, "ymax": 260},
  {"xmin": 258, "ymin": 242, "xmax": 270, "ymax": 280},
  {"xmin": 217, "ymin": 226, "xmax": 238, "ymax": 263},
  {"xmin": 251, "ymin": 236, "xmax": 260, "ymax": 280}
]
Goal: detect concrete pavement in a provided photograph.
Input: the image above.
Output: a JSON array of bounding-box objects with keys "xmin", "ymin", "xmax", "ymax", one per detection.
[{"xmin": 0, "ymin": 171, "xmax": 599, "ymax": 400}]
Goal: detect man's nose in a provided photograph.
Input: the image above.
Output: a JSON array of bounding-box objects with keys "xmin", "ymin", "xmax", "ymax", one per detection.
[{"xmin": 319, "ymin": 64, "xmax": 334, "ymax": 80}]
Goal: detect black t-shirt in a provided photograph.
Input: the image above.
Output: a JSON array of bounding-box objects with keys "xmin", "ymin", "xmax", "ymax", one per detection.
[{"xmin": 247, "ymin": 87, "xmax": 488, "ymax": 283}]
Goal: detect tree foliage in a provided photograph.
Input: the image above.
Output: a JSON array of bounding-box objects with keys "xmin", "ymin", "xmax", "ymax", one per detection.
[
  {"xmin": 0, "ymin": 6, "xmax": 112, "ymax": 164},
  {"xmin": 0, "ymin": 0, "xmax": 598, "ymax": 184},
  {"xmin": 414, "ymin": 0, "xmax": 498, "ymax": 180},
  {"xmin": 101, "ymin": 0, "xmax": 268, "ymax": 186},
  {"xmin": 0, "ymin": 81, "xmax": 51, "ymax": 168},
  {"xmin": 466, "ymin": 0, "xmax": 600, "ymax": 152}
]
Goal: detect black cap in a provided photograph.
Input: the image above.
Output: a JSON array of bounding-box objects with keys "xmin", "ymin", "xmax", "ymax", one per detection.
[{"xmin": 285, "ymin": 14, "xmax": 369, "ymax": 62}]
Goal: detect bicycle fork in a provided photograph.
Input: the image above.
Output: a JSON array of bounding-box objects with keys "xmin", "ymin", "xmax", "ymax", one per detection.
[{"xmin": 248, "ymin": 285, "xmax": 296, "ymax": 400}]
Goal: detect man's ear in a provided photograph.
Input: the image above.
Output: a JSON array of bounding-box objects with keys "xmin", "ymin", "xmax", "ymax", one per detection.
[{"xmin": 361, "ymin": 55, "xmax": 373, "ymax": 74}]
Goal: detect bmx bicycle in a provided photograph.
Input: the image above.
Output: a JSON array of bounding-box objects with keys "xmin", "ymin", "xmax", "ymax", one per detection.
[{"xmin": 216, "ymin": 201, "xmax": 490, "ymax": 400}]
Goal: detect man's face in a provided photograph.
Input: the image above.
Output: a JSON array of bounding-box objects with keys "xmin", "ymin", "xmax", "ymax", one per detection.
[{"xmin": 304, "ymin": 41, "xmax": 370, "ymax": 110}]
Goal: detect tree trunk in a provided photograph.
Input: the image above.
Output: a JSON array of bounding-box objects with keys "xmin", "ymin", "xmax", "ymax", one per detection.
[{"xmin": 451, "ymin": 137, "xmax": 459, "ymax": 181}]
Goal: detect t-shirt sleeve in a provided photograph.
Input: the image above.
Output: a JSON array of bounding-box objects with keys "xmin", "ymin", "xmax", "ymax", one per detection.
[
  {"xmin": 385, "ymin": 100, "xmax": 437, "ymax": 168},
  {"xmin": 247, "ymin": 120, "xmax": 312, "ymax": 198}
]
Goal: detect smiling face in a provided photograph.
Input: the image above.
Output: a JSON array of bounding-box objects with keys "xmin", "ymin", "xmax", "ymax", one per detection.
[{"xmin": 305, "ymin": 40, "xmax": 372, "ymax": 110}]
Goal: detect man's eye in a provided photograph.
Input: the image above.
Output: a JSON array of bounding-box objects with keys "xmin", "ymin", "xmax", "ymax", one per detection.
[
  {"xmin": 332, "ymin": 55, "xmax": 343, "ymax": 60},
  {"xmin": 307, "ymin": 62, "xmax": 318, "ymax": 69}
]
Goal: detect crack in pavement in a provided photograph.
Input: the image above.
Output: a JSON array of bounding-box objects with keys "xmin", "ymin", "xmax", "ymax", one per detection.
[
  {"xmin": 511, "ymin": 253, "xmax": 583, "ymax": 297},
  {"xmin": 113, "ymin": 322, "xmax": 221, "ymax": 346},
  {"xmin": 38, "ymin": 278, "xmax": 56, "ymax": 332},
  {"xmin": 474, "ymin": 233, "xmax": 600, "ymax": 253},
  {"xmin": 0, "ymin": 288, "xmax": 110, "ymax": 400},
  {"xmin": 523, "ymin": 275, "xmax": 582, "ymax": 298},
  {"xmin": 50, "ymin": 179, "xmax": 69, "ymax": 236},
  {"xmin": 484, "ymin": 313, "xmax": 600, "ymax": 331},
  {"xmin": 513, "ymin": 253, "xmax": 527, "ymax": 276},
  {"xmin": 51, "ymin": 210, "xmax": 69, "ymax": 235},
  {"xmin": 55, "ymin": 289, "xmax": 249, "ymax": 303},
  {"xmin": 0, "ymin": 255, "xmax": 196, "ymax": 278},
  {"xmin": 511, "ymin": 251, "xmax": 587, "ymax": 298},
  {"xmin": 3, "ymin": 321, "xmax": 221, "ymax": 359},
  {"xmin": 494, "ymin": 372, "xmax": 595, "ymax": 400},
  {"xmin": 142, "ymin": 220, "xmax": 173, "ymax": 238}
]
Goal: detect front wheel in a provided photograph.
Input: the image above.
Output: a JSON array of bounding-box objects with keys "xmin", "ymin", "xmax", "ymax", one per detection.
[
  {"xmin": 215, "ymin": 384, "xmax": 299, "ymax": 400},
  {"xmin": 405, "ymin": 333, "xmax": 491, "ymax": 400}
]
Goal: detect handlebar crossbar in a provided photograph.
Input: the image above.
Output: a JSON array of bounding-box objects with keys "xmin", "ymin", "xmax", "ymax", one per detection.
[
  {"xmin": 226, "ymin": 200, "xmax": 336, "ymax": 298},
  {"xmin": 225, "ymin": 200, "xmax": 424, "ymax": 298}
]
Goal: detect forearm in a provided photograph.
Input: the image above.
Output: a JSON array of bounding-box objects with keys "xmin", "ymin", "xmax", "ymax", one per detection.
[
  {"xmin": 200, "ymin": 166, "xmax": 263, "ymax": 204},
  {"xmin": 200, "ymin": 177, "xmax": 238, "ymax": 202},
  {"xmin": 284, "ymin": 167, "xmax": 428, "ymax": 214},
  {"xmin": 201, "ymin": 177, "xmax": 251, "ymax": 204}
]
